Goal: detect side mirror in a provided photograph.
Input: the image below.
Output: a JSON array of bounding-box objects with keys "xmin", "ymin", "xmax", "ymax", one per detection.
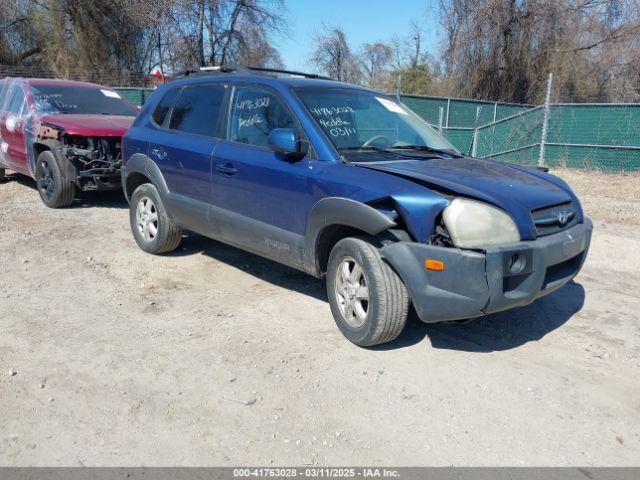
[{"xmin": 268, "ymin": 128, "xmax": 309, "ymax": 160}]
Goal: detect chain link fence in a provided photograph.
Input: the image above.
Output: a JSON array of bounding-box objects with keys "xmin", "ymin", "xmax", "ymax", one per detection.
[
  {"xmin": 0, "ymin": 65, "xmax": 164, "ymax": 88},
  {"xmin": 0, "ymin": 65, "xmax": 165, "ymax": 109},
  {"xmin": 400, "ymin": 93, "xmax": 640, "ymax": 172},
  {"xmin": 543, "ymin": 104, "xmax": 640, "ymax": 171}
]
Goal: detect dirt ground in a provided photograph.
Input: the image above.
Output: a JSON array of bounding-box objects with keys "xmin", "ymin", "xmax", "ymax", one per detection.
[{"xmin": 0, "ymin": 168, "xmax": 639, "ymax": 466}]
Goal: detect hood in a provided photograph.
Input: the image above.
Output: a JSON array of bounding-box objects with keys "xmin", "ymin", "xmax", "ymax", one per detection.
[
  {"xmin": 355, "ymin": 156, "xmax": 581, "ymax": 240},
  {"xmin": 40, "ymin": 114, "xmax": 134, "ymax": 137}
]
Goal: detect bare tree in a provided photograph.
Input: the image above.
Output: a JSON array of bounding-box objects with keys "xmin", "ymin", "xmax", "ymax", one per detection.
[
  {"xmin": 232, "ymin": 20, "xmax": 284, "ymax": 68},
  {"xmin": 381, "ymin": 21, "xmax": 437, "ymax": 95},
  {"xmin": 0, "ymin": 0, "xmax": 42, "ymax": 65},
  {"xmin": 308, "ymin": 26, "xmax": 361, "ymax": 82},
  {"xmin": 438, "ymin": 0, "xmax": 640, "ymax": 103},
  {"xmin": 407, "ymin": 21, "xmax": 425, "ymax": 68},
  {"xmin": 359, "ymin": 42, "xmax": 393, "ymax": 88},
  {"xmin": 167, "ymin": 0, "xmax": 285, "ymax": 70},
  {"xmin": 0, "ymin": 0, "xmax": 286, "ymax": 85}
]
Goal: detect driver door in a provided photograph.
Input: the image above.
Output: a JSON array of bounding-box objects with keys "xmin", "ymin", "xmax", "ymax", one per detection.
[{"xmin": 210, "ymin": 84, "xmax": 314, "ymax": 267}]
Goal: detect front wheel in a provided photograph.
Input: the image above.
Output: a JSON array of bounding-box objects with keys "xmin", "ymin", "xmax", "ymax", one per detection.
[
  {"xmin": 36, "ymin": 150, "xmax": 75, "ymax": 208},
  {"xmin": 326, "ymin": 236, "xmax": 409, "ymax": 346},
  {"xmin": 129, "ymin": 183, "xmax": 182, "ymax": 254}
]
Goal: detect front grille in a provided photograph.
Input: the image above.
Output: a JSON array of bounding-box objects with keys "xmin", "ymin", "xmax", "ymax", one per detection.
[{"xmin": 531, "ymin": 201, "xmax": 579, "ymax": 236}]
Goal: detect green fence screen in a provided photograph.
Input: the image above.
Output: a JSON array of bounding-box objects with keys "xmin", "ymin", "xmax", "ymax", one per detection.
[
  {"xmin": 400, "ymin": 94, "xmax": 640, "ymax": 172},
  {"xmin": 115, "ymin": 87, "xmax": 155, "ymax": 107},
  {"xmin": 401, "ymin": 95, "xmax": 532, "ymax": 127}
]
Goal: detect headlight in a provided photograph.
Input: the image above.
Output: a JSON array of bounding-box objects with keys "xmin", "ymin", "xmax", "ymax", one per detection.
[{"xmin": 442, "ymin": 198, "xmax": 520, "ymax": 249}]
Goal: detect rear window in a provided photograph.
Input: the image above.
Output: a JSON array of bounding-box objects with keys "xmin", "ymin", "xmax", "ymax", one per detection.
[
  {"xmin": 168, "ymin": 85, "xmax": 226, "ymax": 137},
  {"xmin": 30, "ymin": 84, "xmax": 136, "ymax": 116},
  {"xmin": 152, "ymin": 88, "xmax": 180, "ymax": 126}
]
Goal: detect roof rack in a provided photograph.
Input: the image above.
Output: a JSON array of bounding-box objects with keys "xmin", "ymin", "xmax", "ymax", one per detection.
[{"xmin": 173, "ymin": 65, "xmax": 332, "ymax": 81}]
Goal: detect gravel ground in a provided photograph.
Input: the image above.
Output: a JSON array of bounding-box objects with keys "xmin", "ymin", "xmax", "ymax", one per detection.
[{"xmin": 0, "ymin": 168, "xmax": 639, "ymax": 466}]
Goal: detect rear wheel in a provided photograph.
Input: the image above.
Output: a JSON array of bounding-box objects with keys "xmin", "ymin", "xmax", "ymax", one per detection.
[
  {"xmin": 35, "ymin": 150, "xmax": 75, "ymax": 208},
  {"xmin": 326, "ymin": 236, "xmax": 409, "ymax": 346},
  {"xmin": 129, "ymin": 183, "xmax": 182, "ymax": 254}
]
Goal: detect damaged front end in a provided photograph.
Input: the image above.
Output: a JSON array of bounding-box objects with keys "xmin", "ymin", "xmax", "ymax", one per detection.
[
  {"xmin": 61, "ymin": 134, "xmax": 122, "ymax": 190},
  {"xmin": 38, "ymin": 123, "xmax": 123, "ymax": 191}
]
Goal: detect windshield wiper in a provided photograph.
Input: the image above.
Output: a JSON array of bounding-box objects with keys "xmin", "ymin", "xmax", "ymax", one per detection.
[
  {"xmin": 339, "ymin": 146, "xmax": 391, "ymax": 153},
  {"xmin": 338, "ymin": 145, "xmax": 425, "ymax": 159},
  {"xmin": 390, "ymin": 145, "xmax": 463, "ymax": 157}
]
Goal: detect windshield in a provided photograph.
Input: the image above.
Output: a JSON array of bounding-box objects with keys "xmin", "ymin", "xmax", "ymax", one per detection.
[
  {"xmin": 30, "ymin": 85, "xmax": 137, "ymax": 116},
  {"xmin": 295, "ymin": 87, "xmax": 458, "ymax": 157}
]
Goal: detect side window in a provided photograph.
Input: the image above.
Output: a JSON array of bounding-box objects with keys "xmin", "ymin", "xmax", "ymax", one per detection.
[
  {"xmin": 0, "ymin": 82, "xmax": 7, "ymax": 110},
  {"xmin": 152, "ymin": 88, "xmax": 180, "ymax": 126},
  {"xmin": 19, "ymin": 100, "xmax": 29, "ymax": 118},
  {"xmin": 229, "ymin": 86, "xmax": 296, "ymax": 148},
  {"xmin": 168, "ymin": 84, "xmax": 226, "ymax": 137},
  {"xmin": 8, "ymin": 87, "xmax": 26, "ymax": 115}
]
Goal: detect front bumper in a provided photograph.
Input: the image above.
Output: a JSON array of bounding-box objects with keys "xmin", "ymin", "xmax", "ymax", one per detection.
[{"xmin": 380, "ymin": 219, "xmax": 593, "ymax": 323}]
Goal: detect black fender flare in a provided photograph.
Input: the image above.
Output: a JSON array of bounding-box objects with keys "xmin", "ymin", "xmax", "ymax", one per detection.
[
  {"xmin": 303, "ymin": 197, "xmax": 397, "ymax": 275},
  {"xmin": 122, "ymin": 153, "xmax": 170, "ymax": 201}
]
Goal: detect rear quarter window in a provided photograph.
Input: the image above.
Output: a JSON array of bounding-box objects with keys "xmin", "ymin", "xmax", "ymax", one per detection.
[
  {"xmin": 168, "ymin": 84, "xmax": 226, "ymax": 137},
  {"xmin": 151, "ymin": 88, "xmax": 180, "ymax": 126}
]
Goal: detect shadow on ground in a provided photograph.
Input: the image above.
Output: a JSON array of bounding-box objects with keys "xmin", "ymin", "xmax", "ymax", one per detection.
[
  {"xmin": 177, "ymin": 232, "xmax": 328, "ymax": 302},
  {"xmin": 5, "ymin": 173, "xmax": 127, "ymax": 209},
  {"xmin": 177, "ymin": 233, "xmax": 586, "ymax": 352},
  {"xmin": 375, "ymin": 280, "xmax": 585, "ymax": 352}
]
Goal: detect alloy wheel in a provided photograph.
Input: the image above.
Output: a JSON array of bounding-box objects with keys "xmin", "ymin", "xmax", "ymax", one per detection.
[
  {"xmin": 136, "ymin": 197, "xmax": 159, "ymax": 242},
  {"xmin": 334, "ymin": 256, "xmax": 370, "ymax": 328},
  {"xmin": 38, "ymin": 158, "xmax": 55, "ymax": 200}
]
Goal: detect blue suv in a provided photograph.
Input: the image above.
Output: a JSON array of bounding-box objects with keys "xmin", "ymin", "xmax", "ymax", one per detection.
[{"xmin": 122, "ymin": 66, "xmax": 592, "ymax": 346}]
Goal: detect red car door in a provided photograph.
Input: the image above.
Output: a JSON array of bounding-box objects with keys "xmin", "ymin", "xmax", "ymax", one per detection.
[
  {"xmin": 1, "ymin": 84, "xmax": 30, "ymax": 175},
  {"xmin": 0, "ymin": 81, "xmax": 13, "ymax": 171}
]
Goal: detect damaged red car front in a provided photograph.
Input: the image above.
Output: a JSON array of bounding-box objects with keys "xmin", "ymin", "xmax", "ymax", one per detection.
[{"xmin": 0, "ymin": 78, "xmax": 136, "ymax": 208}]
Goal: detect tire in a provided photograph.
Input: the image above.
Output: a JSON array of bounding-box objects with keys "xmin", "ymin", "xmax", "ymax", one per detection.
[
  {"xmin": 0, "ymin": 167, "xmax": 5, "ymax": 181},
  {"xmin": 35, "ymin": 150, "xmax": 75, "ymax": 208},
  {"xmin": 129, "ymin": 183, "xmax": 182, "ymax": 254},
  {"xmin": 326, "ymin": 236, "xmax": 409, "ymax": 346}
]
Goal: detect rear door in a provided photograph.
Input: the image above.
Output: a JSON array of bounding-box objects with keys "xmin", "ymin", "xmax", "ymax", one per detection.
[
  {"xmin": 148, "ymin": 83, "xmax": 227, "ymax": 229},
  {"xmin": 0, "ymin": 80, "xmax": 9, "ymax": 168},
  {"xmin": 0, "ymin": 83, "xmax": 29, "ymax": 174}
]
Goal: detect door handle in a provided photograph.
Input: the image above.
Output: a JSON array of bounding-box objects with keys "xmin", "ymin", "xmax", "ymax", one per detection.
[{"xmin": 215, "ymin": 163, "xmax": 238, "ymax": 176}]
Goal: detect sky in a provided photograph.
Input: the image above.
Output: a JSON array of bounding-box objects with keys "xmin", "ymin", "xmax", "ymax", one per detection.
[{"xmin": 273, "ymin": 0, "xmax": 440, "ymax": 72}]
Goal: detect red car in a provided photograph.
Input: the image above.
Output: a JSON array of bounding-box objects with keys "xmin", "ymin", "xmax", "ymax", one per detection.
[{"xmin": 0, "ymin": 78, "xmax": 136, "ymax": 207}]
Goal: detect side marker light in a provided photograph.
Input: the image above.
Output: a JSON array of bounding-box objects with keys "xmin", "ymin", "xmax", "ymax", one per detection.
[{"xmin": 425, "ymin": 259, "xmax": 445, "ymax": 271}]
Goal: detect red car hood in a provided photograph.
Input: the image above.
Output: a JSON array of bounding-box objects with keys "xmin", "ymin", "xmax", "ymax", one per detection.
[{"xmin": 40, "ymin": 114, "xmax": 134, "ymax": 137}]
